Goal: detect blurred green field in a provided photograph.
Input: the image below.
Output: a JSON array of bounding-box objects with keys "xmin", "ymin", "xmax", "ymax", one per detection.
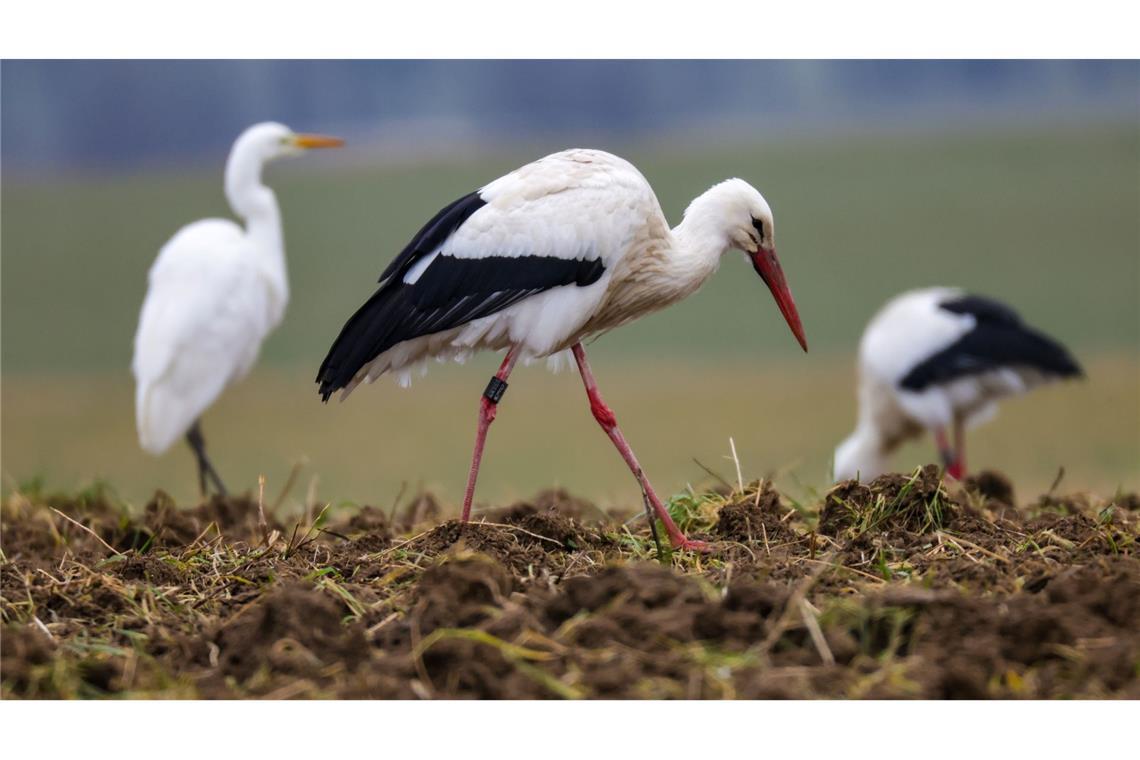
[{"xmin": 3, "ymin": 124, "xmax": 1138, "ymax": 508}]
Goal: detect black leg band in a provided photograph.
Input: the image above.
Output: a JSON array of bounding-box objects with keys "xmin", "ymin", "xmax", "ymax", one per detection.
[{"xmin": 483, "ymin": 376, "xmax": 509, "ymax": 403}]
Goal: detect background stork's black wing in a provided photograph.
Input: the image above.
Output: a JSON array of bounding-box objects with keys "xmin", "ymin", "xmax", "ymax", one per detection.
[{"xmin": 899, "ymin": 294, "xmax": 1083, "ymax": 391}]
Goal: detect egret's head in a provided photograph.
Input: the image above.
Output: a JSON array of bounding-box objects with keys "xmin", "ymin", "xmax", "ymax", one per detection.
[
  {"xmin": 685, "ymin": 178, "xmax": 806, "ymax": 352},
  {"xmin": 232, "ymin": 121, "xmax": 344, "ymax": 163}
]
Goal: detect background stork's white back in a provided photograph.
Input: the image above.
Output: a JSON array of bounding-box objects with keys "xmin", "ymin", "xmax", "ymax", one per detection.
[
  {"xmin": 834, "ymin": 287, "xmax": 1082, "ymax": 482},
  {"xmin": 132, "ymin": 122, "xmax": 342, "ymax": 495},
  {"xmin": 317, "ymin": 149, "xmax": 807, "ymax": 551}
]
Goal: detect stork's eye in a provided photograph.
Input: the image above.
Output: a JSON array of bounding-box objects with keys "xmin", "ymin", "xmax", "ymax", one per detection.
[{"xmin": 751, "ymin": 217, "xmax": 765, "ymax": 237}]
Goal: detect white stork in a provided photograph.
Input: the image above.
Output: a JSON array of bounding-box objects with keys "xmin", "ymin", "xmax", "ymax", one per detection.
[
  {"xmin": 133, "ymin": 122, "xmax": 343, "ymax": 495},
  {"xmin": 833, "ymin": 287, "xmax": 1082, "ymax": 483},
  {"xmin": 317, "ymin": 148, "xmax": 807, "ymax": 551}
]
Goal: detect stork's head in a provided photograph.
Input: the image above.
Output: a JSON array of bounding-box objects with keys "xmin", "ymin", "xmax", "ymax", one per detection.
[
  {"xmin": 683, "ymin": 178, "xmax": 807, "ymax": 351},
  {"xmin": 231, "ymin": 122, "xmax": 344, "ymax": 165}
]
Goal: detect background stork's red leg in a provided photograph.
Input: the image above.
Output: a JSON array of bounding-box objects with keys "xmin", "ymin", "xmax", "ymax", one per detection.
[
  {"xmin": 934, "ymin": 427, "xmax": 955, "ymax": 475},
  {"xmin": 460, "ymin": 347, "xmax": 520, "ymax": 522},
  {"xmin": 571, "ymin": 343, "xmax": 709, "ymax": 552},
  {"xmin": 951, "ymin": 416, "xmax": 966, "ymax": 480}
]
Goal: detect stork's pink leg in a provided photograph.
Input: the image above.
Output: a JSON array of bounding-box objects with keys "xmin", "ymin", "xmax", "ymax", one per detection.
[
  {"xmin": 951, "ymin": 416, "xmax": 966, "ymax": 480},
  {"xmin": 461, "ymin": 347, "xmax": 520, "ymax": 522},
  {"xmin": 571, "ymin": 343, "xmax": 709, "ymax": 552},
  {"xmin": 935, "ymin": 427, "xmax": 961, "ymax": 480}
]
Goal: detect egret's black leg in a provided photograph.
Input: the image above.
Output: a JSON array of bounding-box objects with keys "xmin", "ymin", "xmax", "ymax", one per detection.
[{"xmin": 186, "ymin": 421, "xmax": 228, "ymax": 497}]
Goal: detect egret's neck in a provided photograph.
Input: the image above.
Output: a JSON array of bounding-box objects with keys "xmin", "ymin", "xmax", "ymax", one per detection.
[
  {"xmin": 224, "ymin": 147, "xmax": 288, "ymax": 304},
  {"xmin": 225, "ymin": 150, "xmax": 281, "ymax": 247}
]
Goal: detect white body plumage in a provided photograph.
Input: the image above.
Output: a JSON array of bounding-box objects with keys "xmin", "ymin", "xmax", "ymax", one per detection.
[{"xmin": 133, "ymin": 220, "xmax": 284, "ymax": 454}]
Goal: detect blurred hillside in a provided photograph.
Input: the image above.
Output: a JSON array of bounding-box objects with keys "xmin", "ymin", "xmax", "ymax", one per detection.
[{"xmin": 4, "ymin": 60, "xmax": 1138, "ymax": 173}]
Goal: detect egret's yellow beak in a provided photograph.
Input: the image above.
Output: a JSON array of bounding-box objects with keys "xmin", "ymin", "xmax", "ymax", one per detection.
[{"xmin": 291, "ymin": 133, "xmax": 345, "ymax": 149}]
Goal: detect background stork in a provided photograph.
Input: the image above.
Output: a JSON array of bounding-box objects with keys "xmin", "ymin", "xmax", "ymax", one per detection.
[
  {"xmin": 132, "ymin": 122, "xmax": 343, "ymax": 496},
  {"xmin": 318, "ymin": 148, "xmax": 807, "ymax": 551},
  {"xmin": 833, "ymin": 287, "xmax": 1082, "ymax": 482}
]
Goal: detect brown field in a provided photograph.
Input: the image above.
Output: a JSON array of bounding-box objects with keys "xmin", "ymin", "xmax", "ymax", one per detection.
[{"xmin": 2, "ymin": 467, "xmax": 1137, "ymax": 699}]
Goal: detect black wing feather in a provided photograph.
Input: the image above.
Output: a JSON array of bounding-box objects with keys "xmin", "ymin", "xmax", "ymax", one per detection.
[
  {"xmin": 937, "ymin": 294, "xmax": 1022, "ymax": 325},
  {"xmin": 317, "ymin": 252, "xmax": 605, "ymax": 400},
  {"xmin": 899, "ymin": 294, "xmax": 1083, "ymax": 391},
  {"xmin": 377, "ymin": 191, "xmax": 487, "ymax": 285}
]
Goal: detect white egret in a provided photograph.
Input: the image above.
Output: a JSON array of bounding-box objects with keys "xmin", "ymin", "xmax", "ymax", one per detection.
[{"xmin": 133, "ymin": 122, "xmax": 343, "ymax": 495}]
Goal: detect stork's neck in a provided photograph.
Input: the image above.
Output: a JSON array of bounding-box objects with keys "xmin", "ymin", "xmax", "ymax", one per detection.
[
  {"xmin": 834, "ymin": 423, "xmax": 888, "ymax": 482},
  {"xmin": 224, "ymin": 147, "xmax": 288, "ymax": 304},
  {"xmin": 668, "ymin": 209, "xmax": 732, "ymax": 289}
]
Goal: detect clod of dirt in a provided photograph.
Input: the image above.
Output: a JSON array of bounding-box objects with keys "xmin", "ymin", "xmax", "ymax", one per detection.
[
  {"xmin": 410, "ymin": 555, "xmax": 515, "ymax": 634},
  {"xmin": 715, "ymin": 480, "xmax": 797, "ymax": 542},
  {"xmin": 695, "ymin": 581, "xmax": 789, "ymax": 644},
  {"xmin": 397, "ymin": 492, "xmax": 441, "ymax": 530},
  {"xmin": 144, "ymin": 491, "xmax": 283, "ymax": 546},
  {"xmin": 0, "ymin": 625, "xmax": 56, "ymax": 695},
  {"xmin": 489, "ymin": 502, "xmax": 595, "ymax": 550},
  {"xmin": 549, "ymin": 562, "xmax": 695, "ymax": 612},
  {"xmin": 344, "ymin": 505, "xmax": 392, "ymax": 535},
  {"xmin": 412, "ymin": 519, "xmax": 581, "ymax": 577},
  {"xmin": 1022, "ymin": 511, "xmax": 1135, "ymax": 558},
  {"xmin": 213, "ymin": 583, "xmax": 367, "ymax": 683},
  {"xmin": 964, "ymin": 470, "xmax": 1016, "ymax": 507},
  {"xmin": 112, "ymin": 555, "xmax": 185, "ymax": 586},
  {"xmin": 820, "ymin": 464, "xmax": 955, "ymax": 536},
  {"xmin": 1114, "ymin": 493, "xmax": 1140, "ymax": 512},
  {"xmin": 1030, "ymin": 491, "xmax": 1094, "ymax": 516},
  {"xmin": 0, "ymin": 505, "xmax": 71, "ymax": 561},
  {"xmin": 528, "ymin": 488, "xmax": 608, "ymax": 523},
  {"xmin": 858, "ymin": 559, "xmax": 1140, "ymax": 698},
  {"xmin": 1, "ymin": 490, "xmax": 150, "ymax": 560},
  {"xmin": 323, "ymin": 505, "xmax": 393, "ymax": 552}
]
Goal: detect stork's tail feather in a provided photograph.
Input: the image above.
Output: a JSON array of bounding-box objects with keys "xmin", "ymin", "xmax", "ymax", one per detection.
[
  {"xmin": 900, "ymin": 318, "xmax": 1084, "ymax": 392},
  {"xmin": 1021, "ymin": 327, "xmax": 1083, "ymax": 380},
  {"xmin": 317, "ymin": 286, "xmax": 412, "ymax": 401}
]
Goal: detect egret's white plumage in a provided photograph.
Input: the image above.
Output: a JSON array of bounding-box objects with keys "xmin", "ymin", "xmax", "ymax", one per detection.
[
  {"xmin": 132, "ymin": 122, "xmax": 342, "ymax": 487},
  {"xmin": 834, "ymin": 287, "xmax": 1081, "ymax": 482},
  {"xmin": 133, "ymin": 220, "xmax": 279, "ymax": 453},
  {"xmin": 318, "ymin": 148, "xmax": 806, "ymax": 551}
]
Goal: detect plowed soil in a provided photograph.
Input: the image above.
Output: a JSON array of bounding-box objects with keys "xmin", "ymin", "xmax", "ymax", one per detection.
[{"xmin": 2, "ymin": 471, "xmax": 1137, "ymax": 699}]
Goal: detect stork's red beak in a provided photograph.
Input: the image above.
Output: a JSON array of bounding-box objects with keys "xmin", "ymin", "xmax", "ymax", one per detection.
[{"xmin": 752, "ymin": 247, "xmax": 808, "ymax": 352}]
